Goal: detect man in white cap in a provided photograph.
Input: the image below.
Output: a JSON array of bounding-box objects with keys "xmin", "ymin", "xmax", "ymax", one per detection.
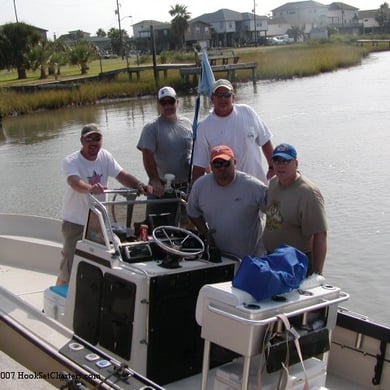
[
  {"xmin": 137, "ymin": 86, "xmax": 193, "ymax": 195},
  {"xmin": 137, "ymin": 86, "xmax": 193, "ymax": 224},
  {"xmin": 192, "ymin": 79, "xmax": 274, "ymax": 185},
  {"xmin": 187, "ymin": 145, "xmax": 267, "ymax": 259},
  {"xmin": 57, "ymin": 123, "xmax": 152, "ymax": 285}
]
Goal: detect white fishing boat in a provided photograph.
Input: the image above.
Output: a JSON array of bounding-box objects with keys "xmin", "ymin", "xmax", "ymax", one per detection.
[{"xmin": 0, "ymin": 188, "xmax": 389, "ymax": 390}]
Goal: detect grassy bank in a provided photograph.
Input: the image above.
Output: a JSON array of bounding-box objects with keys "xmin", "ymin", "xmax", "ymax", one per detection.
[{"xmin": 0, "ymin": 42, "xmax": 371, "ymax": 117}]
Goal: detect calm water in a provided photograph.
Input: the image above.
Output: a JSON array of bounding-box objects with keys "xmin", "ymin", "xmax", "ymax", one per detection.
[{"xmin": 1, "ymin": 52, "xmax": 389, "ymax": 325}]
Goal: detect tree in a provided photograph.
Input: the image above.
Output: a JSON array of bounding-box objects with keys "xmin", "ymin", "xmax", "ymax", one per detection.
[
  {"xmin": 108, "ymin": 27, "xmax": 129, "ymax": 55},
  {"xmin": 286, "ymin": 25, "xmax": 305, "ymax": 42},
  {"xmin": 68, "ymin": 41, "xmax": 97, "ymax": 74},
  {"xmin": 47, "ymin": 40, "xmax": 69, "ymax": 76},
  {"xmin": 96, "ymin": 28, "xmax": 106, "ymax": 37},
  {"xmin": 376, "ymin": 2, "xmax": 390, "ymax": 32},
  {"xmin": 29, "ymin": 41, "xmax": 51, "ymax": 79},
  {"xmin": 0, "ymin": 22, "xmax": 41, "ymax": 79},
  {"xmin": 169, "ymin": 4, "xmax": 191, "ymax": 49}
]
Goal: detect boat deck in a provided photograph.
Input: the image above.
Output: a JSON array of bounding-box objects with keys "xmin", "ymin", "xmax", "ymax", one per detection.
[{"xmin": 0, "ymin": 263, "xmax": 56, "ymax": 310}]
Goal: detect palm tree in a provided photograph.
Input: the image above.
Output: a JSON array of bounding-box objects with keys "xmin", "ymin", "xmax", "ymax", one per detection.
[
  {"xmin": 0, "ymin": 22, "xmax": 41, "ymax": 79},
  {"xmin": 29, "ymin": 42, "xmax": 50, "ymax": 79},
  {"xmin": 169, "ymin": 4, "xmax": 191, "ymax": 49},
  {"xmin": 286, "ymin": 25, "xmax": 305, "ymax": 43},
  {"xmin": 68, "ymin": 41, "xmax": 97, "ymax": 74}
]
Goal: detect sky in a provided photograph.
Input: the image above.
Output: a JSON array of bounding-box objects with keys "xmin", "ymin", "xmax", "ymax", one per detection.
[{"xmin": 0, "ymin": 0, "xmax": 383, "ymax": 39}]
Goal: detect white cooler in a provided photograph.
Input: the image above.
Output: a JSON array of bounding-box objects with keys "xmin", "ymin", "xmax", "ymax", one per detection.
[
  {"xmin": 214, "ymin": 356, "xmax": 327, "ymax": 390},
  {"xmin": 43, "ymin": 285, "xmax": 68, "ymax": 321}
]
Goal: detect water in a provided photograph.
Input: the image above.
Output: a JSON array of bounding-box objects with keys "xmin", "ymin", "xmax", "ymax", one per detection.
[{"xmin": 1, "ymin": 52, "xmax": 389, "ymax": 325}]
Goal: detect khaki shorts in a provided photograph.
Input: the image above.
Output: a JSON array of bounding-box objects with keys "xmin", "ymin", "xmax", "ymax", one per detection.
[{"xmin": 58, "ymin": 221, "xmax": 84, "ymax": 283}]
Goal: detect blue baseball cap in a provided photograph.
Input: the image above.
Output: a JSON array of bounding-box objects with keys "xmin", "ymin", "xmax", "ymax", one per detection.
[{"xmin": 272, "ymin": 144, "xmax": 297, "ymax": 160}]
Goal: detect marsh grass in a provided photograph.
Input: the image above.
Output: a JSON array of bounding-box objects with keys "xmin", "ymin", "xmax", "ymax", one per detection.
[{"xmin": 0, "ymin": 43, "xmax": 372, "ymax": 117}]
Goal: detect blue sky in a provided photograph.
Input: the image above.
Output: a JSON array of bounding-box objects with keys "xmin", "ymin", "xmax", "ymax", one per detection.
[{"xmin": 0, "ymin": 0, "xmax": 383, "ymax": 39}]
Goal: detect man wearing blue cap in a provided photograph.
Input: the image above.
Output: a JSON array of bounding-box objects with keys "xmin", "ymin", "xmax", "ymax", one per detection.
[{"xmin": 263, "ymin": 143, "xmax": 328, "ymax": 275}]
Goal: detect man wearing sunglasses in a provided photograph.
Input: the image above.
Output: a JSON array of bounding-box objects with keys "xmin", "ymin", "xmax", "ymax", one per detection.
[
  {"xmin": 192, "ymin": 79, "xmax": 274, "ymax": 185},
  {"xmin": 187, "ymin": 145, "xmax": 268, "ymax": 259},
  {"xmin": 137, "ymin": 86, "xmax": 193, "ymax": 223},
  {"xmin": 263, "ymin": 144, "xmax": 328, "ymax": 276},
  {"xmin": 137, "ymin": 86, "xmax": 192, "ymax": 196},
  {"xmin": 57, "ymin": 123, "xmax": 152, "ymax": 286}
]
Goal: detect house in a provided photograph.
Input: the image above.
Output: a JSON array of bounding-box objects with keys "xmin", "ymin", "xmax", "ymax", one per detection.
[
  {"xmin": 271, "ymin": 1, "xmax": 364, "ymax": 37},
  {"xmin": 268, "ymin": 16, "xmax": 293, "ymax": 37},
  {"xmin": 359, "ymin": 10, "xmax": 380, "ymax": 33},
  {"xmin": 191, "ymin": 8, "xmax": 268, "ymax": 47},
  {"xmin": 132, "ymin": 20, "xmax": 173, "ymax": 52},
  {"xmin": 185, "ymin": 20, "xmax": 212, "ymax": 49},
  {"xmin": 271, "ymin": 1, "xmax": 329, "ymax": 29},
  {"xmin": 328, "ymin": 2, "xmax": 360, "ymax": 34}
]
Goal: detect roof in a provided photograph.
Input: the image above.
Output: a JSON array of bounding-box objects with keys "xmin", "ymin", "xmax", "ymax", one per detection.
[
  {"xmin": 358, "ymin": 10, "xmax": 378, "ymax": 18},
  {"xmin": 328, "ymin": 2, "xmax": 358, "ymax": 11},
  {"xmin": 272, "ymin": 1, "xmax": 327, "ymax": 12},
  {"xmin": 192, "ymin": 8, "xmax": 247, "ymax": 23}
]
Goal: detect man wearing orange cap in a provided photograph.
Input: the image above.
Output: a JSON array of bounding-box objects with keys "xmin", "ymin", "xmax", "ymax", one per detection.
[{"xmin": 187, "ymin": 145, "xmax": 268, "ymax": 259}]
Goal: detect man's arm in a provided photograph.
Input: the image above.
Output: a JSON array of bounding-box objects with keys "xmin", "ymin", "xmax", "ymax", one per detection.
[
  {"xmin": 141, "ymin": 149, "xmax": 164, "ymax": 196},
  {"xmin": 187, "ymin": 215, "xmax": 209, "ymax": 237},
  {"xmin": 116, "ymin": 171, "xmax": 152, "ymax": 194},
  {"xmin": 67, "ymin": 175, "xmax": 105, "ymax": 195},
  {"xmin": 312, "ymin": 231, "xmax": 327, "ymax": 274},
  {"xmin": 261, "ymin": 140, "xmax": 274, "ymax": 180}
]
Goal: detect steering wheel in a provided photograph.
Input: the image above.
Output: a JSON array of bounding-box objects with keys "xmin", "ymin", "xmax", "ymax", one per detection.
[{"xmin": 152, "ymin": 226, "xmax": 205, "ymax": 258}]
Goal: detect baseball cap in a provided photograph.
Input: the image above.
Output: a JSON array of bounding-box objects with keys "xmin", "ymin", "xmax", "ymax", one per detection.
[
  {"xmin": 210, "ymin": 145, "xmax": 235, "ymax": 162},
  {"xmin": 158, "ymin": 86, "xmax": 177, "ymax": 100},
  {"xmin": 81, "ymin": 123, "xmax": 102, "ymax": 137},
  {"xmin": 212, "ymin": 79, "xmax": 233, "ymax": 93},
  {"xmin": 272, "ymin": 144, "xmax": 297, "ymax": 160}
]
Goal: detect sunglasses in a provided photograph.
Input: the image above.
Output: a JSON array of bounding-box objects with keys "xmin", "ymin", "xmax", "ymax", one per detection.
[
  {"xmin": 213, "ymin": 92, "xmax": 233, "ymax": 98},
  {"xmin": 83, "ymin": 134, "xmax": 102, "ymax": 142},
  {"xmin": 212, "ymin": 159, "xmax": 231, "ymax": 168},
  {"xmin": 272, "ymin": 157, "xmax": 293, "ymax": 165},
  {"xmin": 159, "ymin": 98, "xmax": 176, "ymax": 106}
]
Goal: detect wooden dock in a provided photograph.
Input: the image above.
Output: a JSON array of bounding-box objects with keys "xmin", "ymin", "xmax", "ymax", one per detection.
[
  {"xmin": 99, "ymin": 64, "xmax": 196, "ymax": 82},
  {"xmin": 357, "ymin": 39, "xmax": 390, "ymax": 48},
  {"xmin": 98, "ymin": 61, "xmax": 257, "ymax": 84},
  {"xmin": 180, "ymin": 62, "xmax": 257, "ymax": 84}
]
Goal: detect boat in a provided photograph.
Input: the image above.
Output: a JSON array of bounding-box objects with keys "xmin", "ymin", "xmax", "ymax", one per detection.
[{"xmin": 0, "ymin": 188, "xmax": 389, "ymax": 389}]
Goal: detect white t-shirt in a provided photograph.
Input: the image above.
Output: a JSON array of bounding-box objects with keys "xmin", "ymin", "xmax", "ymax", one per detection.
[
  {"xmin": 193, "ymin": 103, "xmax": 272, "ymax": 184},
  {"xmin": 187, "ymin": 171, "xmax": 267, "ymax": 258},
  {"xmin": 62, "ymin": 148, "xmax": 123, "ymax": 225}
]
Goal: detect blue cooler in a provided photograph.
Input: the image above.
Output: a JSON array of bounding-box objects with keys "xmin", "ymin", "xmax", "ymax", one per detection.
[{"xmin": 43, "ymin": 285, "xmax": 68, "ymax": 321}]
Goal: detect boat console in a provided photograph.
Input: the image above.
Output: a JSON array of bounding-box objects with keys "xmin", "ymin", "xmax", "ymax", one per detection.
[{"xmin": 51, "ymin": 189, "xmax": 239, "ymax": 386}]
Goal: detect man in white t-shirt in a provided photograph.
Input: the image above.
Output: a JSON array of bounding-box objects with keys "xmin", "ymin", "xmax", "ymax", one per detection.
[
  {"xmin": 187, "ymin": 145, "xmax": 267, "ymax": 259},
  {"xmin": 192, "ymin": 79, "xmax": 275, "ymax": 185},
  {"xmin": 57, "ymin": 123, "xmax": 152, "ymax": 285}
]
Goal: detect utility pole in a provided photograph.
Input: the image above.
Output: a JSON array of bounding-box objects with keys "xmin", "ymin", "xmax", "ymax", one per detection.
[
  {"xmin": 253, "ymin": 1, "xmax": 257, "ymax": 46},
  {"xmin": 115, "ymin": 0, "xmax": 123, "ymax": 58},
  {"xmin": 13, "ymin": 0, "xmax": 19, "ymax": 22}
]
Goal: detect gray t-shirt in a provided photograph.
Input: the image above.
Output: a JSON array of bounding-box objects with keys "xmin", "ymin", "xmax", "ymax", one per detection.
[
  {"xmin": 187, "ymin": 171, "xmax": 268, "ymax": 258},
  {"xmin": 137, "ymin": 115, "xmax": 193, "ymax": 183}
]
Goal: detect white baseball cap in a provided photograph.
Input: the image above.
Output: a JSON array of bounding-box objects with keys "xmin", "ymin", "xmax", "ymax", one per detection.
[{"xmin": 158, "ymin": 86, "xmax": 177, "ymax": 100}]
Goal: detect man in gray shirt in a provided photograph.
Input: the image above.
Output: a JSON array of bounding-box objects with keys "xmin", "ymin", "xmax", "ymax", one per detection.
[
  {"xmin": 137, "ymin": 86, "xmax": 193, "ymax": 194},
  {"xmin": 187, "ymin": 145, "xmax": 268, "ymax": 259},
  {"xmin": 137, "ymin": 86, "xmax": 193, "ymax": 225}
]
